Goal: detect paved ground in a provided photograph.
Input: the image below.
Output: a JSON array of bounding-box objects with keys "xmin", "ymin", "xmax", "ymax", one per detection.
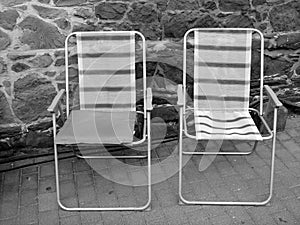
[{"xmin": 1, "ymin": 116, "xmax": 300, "ymax": 225}]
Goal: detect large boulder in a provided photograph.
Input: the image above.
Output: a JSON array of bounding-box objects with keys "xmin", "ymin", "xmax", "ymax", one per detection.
[
  {"xmin": 219, "ymin": 0, "xmax": 250, "ymax": 12},
  {"xmin": 95, "ymin": 2, "xmax": 128, "ymax": 20},
  {"xmin": 0, "ymin": 92, "xmax": 16, "ymax": 124},
  {"xmin": 53, "ymin": 0, "xmax": 87, "ymax": 6},
  {"xmin": 12, "ymin": 74, "xmax": 57, "ymax": 122},
  {"xmin": 127, "ymin": 2, "xmax": 159, "ymax": 24},
  {"xmin": 32, "ymin": 5, "xmax": 67, "ymax": 19},
  {"xmin": 18, "ymin": 16, "xmax": 65, "ymax": 49},
  {"xmin": 0, "ymin": 9, "xmax": 19, "ymax": 30},
  {"xmin": 269, "ymin": 0, "xmax": 300, "ymax": 32},
  {"xmin": 163, "ymin": 12, "xmax": 218, "ymax": 38},
  {"xmin": 0, "ymin": 30, "xmax": 11, "ymax": 50}
]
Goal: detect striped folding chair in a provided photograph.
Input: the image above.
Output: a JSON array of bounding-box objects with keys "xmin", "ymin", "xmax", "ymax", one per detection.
[
  {"xmin": 48, "ymin": 31, "xmax": 152, "ymax": 211},
  {"xmin": 177, "ymin": 28, "xmax": 282, "ymax": 205}
]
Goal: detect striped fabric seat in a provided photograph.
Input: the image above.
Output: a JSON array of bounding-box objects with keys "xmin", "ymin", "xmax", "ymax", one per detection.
[
  {"xmin": 56, "ymin": 32, "xmax": 137, "ymax": 144},
  {"xmin": 77, "ymin": 32, "xmax": 136, "ymax": 111},
  {"xmin": 193, "ymin": 30, "xmax": 262, "ymax": 141}
]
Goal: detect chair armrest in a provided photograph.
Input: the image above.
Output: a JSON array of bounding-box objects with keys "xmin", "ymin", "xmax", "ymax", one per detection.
[
  {"xmin": 177, "ymin": 84, "xmax": 184, "ymax": 106},
  {"xmin": 47, "ymin": 89, "xmax": 65, "ymax": 113},
  {"xmin": 264, "ymin": 85, "xmax": 282, "ymax": 108},
  {"xmin": 146, "ymin": 88, "xmax": 153, "ymax": 111}
]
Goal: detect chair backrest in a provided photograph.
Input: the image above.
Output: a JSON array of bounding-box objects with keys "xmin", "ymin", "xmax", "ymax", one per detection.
[
  {"xmin": 183, "ymin": 28, "xmax": 264, "ymax": 113},
  {"xmin": 76, "ymin": 31, "xmax": 136, "ymax": 112}
]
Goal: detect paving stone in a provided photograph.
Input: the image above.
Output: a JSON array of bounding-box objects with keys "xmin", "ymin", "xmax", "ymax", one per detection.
[
  {"xmin": 101, "ymin": 212, "xmax": 124, "ymax": 225},
  {"xmin": 21, "ymin": 173, "xmax": 38, "ymax": 190},
  {"xmin": 164, "ymin": 207, "xmax": 190, "ymax": 225},
  {"xmin": 78, "ymin": 186, "xmax": 98, "ymax": 207},
  {"xmin": 247, "ymin": 206, "xmax": 277, "ymax": 225},
  {"xmin": 60, "ymin": 215, "xmax": 81, "ymax": 225},
  {"xmin": 271, "ymin": 209, "xmax": 299, "ymax": 225},
  {"xmin": 19, "ymin": 204, "xmax": 38, "ymax": 224},
  {"xmin": 74, "ymin": 159, "xmax": 91, "ymax": 172},
  {"xmin": 80, "ymin": 211, "xmax": 103, "ymax": 225},
  {"xmin": 40, "ymin": 163, "xmax": 55, "ymax": 178},
  {"xmin": 22, "ymin": 166, "xmax": 38, "ymax": 174},
  {"xmin": 39, "ymin": 210, "xmax": 59, "ymax": 225},
  {"xmin": 39, "ymin": 176, "xmax": 56, "ymax": 194},
  {"xmin": 0, "ymin": 217, "xmax": 18, "ymax": 225},
  {"xmin": 0, "ymin": 200, "xmax": 18, "ymax": 219},
  {"xmin": 60, "ymin": 180, "xmax": 76, "ymax": 199},
  {"xmin": 20, "ymin": 188, "xmax": 38, "ymax": 206},
  {"xmin": 210, "ymin": 214, "xmax": 233, "ymax": 225},
  {"xmin": 4, "ymin": 170, "xmax": 20, "ymax": 185},
  {"xmin": 39, "ymin": 192, "xmax": 58, "ymax": 212},
  {"xmin": 59, "ymin": 197, "xmax": 78, "ymax": 217},
  {"xmin": 75, "ymin": 171, "xmax": 94, "ymax": 187},
  {"xmin": 123, "ymin": 212, "xmax": 146, "ymax": 225}
]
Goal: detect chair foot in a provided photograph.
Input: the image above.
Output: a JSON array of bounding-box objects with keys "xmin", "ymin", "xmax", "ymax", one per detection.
[
  {"xmin": 144, "ymin": 205, "xmax": 151, "ymax": 211},
  {"xmin": 179, "ymin": 200, "xmax": 185, "ymax": 205}
]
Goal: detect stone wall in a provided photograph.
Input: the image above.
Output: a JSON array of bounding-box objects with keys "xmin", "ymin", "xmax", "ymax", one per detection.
[{"xmin": 0, "ymin": 0, "xmax": 300, "ymax": 156}]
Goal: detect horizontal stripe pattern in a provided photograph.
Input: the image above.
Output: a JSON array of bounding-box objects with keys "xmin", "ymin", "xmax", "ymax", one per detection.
[
  {"xmin": 194, "ymin": 29, "xmax": 252, "ymax": 111},
  {"xmin": 195, "ymin": 45, "xmax": 251, "ymax": 51},
  {"xmin": 194, "ymin": 111, "xmax": 262, "ymax": 141},
  {"xmin": 78, "ymin": 52, "xmax": 133, "ymax": 58},
  {"xmin": 77, "ymin": 32, "xmax": 136, "ymax": 111},
  {"xmin": 195, "ymin": 78, "xmax": 250, "ymax": 85}
]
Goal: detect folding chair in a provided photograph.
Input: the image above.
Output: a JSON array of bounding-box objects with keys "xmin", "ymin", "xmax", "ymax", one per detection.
[
  {"xmin": 48, "ymin": 31, "xmax": 152, "ymax": 211},
  {"xmin": 177, "ymin": 28, "xmax": 282, "ymax": 205}
]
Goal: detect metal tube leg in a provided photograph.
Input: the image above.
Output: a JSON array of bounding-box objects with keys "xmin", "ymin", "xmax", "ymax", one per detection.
[
  {"xmin": 178, "ymin": 109, "xmax": 278, "ymax": 206},
  {"xmin": 178, "ymin": 107, "xmax": 185, "ymax": 204},
  {"xmin": 52, "ymin": 114, "xmax": 151, "ymax": 211}
]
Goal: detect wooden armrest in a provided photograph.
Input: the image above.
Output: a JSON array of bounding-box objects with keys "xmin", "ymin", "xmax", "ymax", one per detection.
[
  {"xmin": 177, "ymin": 84, "xmax": 184, "ymax": 106},
  {"xmin": 146, "ymin": 88, "xmax": 153, "ymax": 111},
  {"xmin": 264, "ymin": 85, "xmax": 283, "ymax": 108},
  {"xmin": 47, "ymin": 89, "xmax": 65, "ymax": 113}
]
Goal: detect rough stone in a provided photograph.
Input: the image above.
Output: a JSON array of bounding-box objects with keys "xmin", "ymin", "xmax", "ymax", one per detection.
[
  {"xmin": 54, "ymin": 18, "xmax": 71, "ymax": 30},
  {"xmin": 54, "ymin": 55, "xmax": 77, "ymax": 66},
  {"xmin": 269, "ymin": 0, "xmax": 300, "ymax": 32},
  {"xmin": 53, "ymin": 0, "xmax": 87, "ymax": 6},
  {"xmin": 0, "ymin": 92, "xmax": 16, "ymax": 124},
  {"xmin": 0, "ymin": 0, "xmax": 30, "ymax": 7},
  {"xmin": 27, "ymin": 119, "xmax": 52, "ymax": 131},
  {"xmin": 74, "ymin": 8, "xmax": 93, "ymax": 19},
  {"xmin": 252, "ymin": 0, "xmax": 267, "ymax": 6},
  {"xmin": 0, "ymin": 58, "xmax": 7, "ymax": 74},
  {"xmin": 25, "ymin": 130, "xmax": 53, "ymax": 148},
  {"xmin": 128, "ymin": 2, "xmax": 159, "ymax": 23},
  {"xmin": 138, "ymin": 22, "xmax": 162, "ymax": 40},
  {"xmin": 11, "ymin": 63, "xmax": 30, "ymax": 73},
  {"xmin": 12, "ymin": 73, "xmax": 56, "ymax": 122},
  {"xmin": 223, "ymin": 14, "xmax": 254, "ymax": 27},
  {"xmin": 7, "ymin": 53, "xmax": 35, "ymax": 60},
  {"xmin": 44, "ymin": 71, "xmax": 56, "ymax": 77},
  {"xmin": 276, "ymin": 33, "xmax": 300, "ymax": 50},
  {"xmin": 203, "ymin": 1, "xmax": 218, "ymax": 10},
  {"xmin": 0, "ymin": 9, "xmax": 19, "ymax": 30},
  {"xmin": 219, "ymin": 0, "xmax": 250, "ymax": 12},
  {"xmin": 38, "ymin": 0, "xmax": 50, "ymax": 3},
  {"xmin": 32, "ymin": 5, "xmax": 67, "ymax": 19},
  {"xmin": 0, "ymin": 140, "xmax": 11, "ymax": 152},
  {"xmin": 29, "ymin": 54, "xmax": 53, "ymax": 68},
  {"xmin": 167, "ymin": 0, "xmax": 199, "ymax": 10},
  {"xmin": 0, "ymin": 125, "xmax": 22, "ymax": 138},
  {"xmin": 19, "ymin": 16, "xmax": 65, "ymax": 49},
  {"xmin": 264, "ymin": 56, "xmax": 294, "ymax": 76},
  {"xmin": 95, "ymin": 2, "xmax": 127, "ymax": 20},
  {"xmin": 72, "ymin": 23, "xmax": 96, "ymax": 32},
  {"xmin": 56, "ymin": 67, "xmax": 78, "ymax": 81},
  {"xmin": 0, "ymin": 30, "xmax": 11, "ymax": 50},
  {"xmin": 163, "ymin": 12, "xmax": 218, "ymax": 38}
]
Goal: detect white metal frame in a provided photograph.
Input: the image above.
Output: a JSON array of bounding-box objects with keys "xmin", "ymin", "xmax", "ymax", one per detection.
[
  {"xmin": 178, "ymin": 28, "xmax": 279, "ymax": 206},
  {"xmin": 51, "ymin": 31, "xmax": 151, "ymax": 211}
]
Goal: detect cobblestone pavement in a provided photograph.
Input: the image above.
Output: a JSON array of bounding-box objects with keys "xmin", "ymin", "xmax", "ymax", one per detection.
[{"xmin": 1, "ymin": 116, "xmax": 300, "ymax": 225}]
